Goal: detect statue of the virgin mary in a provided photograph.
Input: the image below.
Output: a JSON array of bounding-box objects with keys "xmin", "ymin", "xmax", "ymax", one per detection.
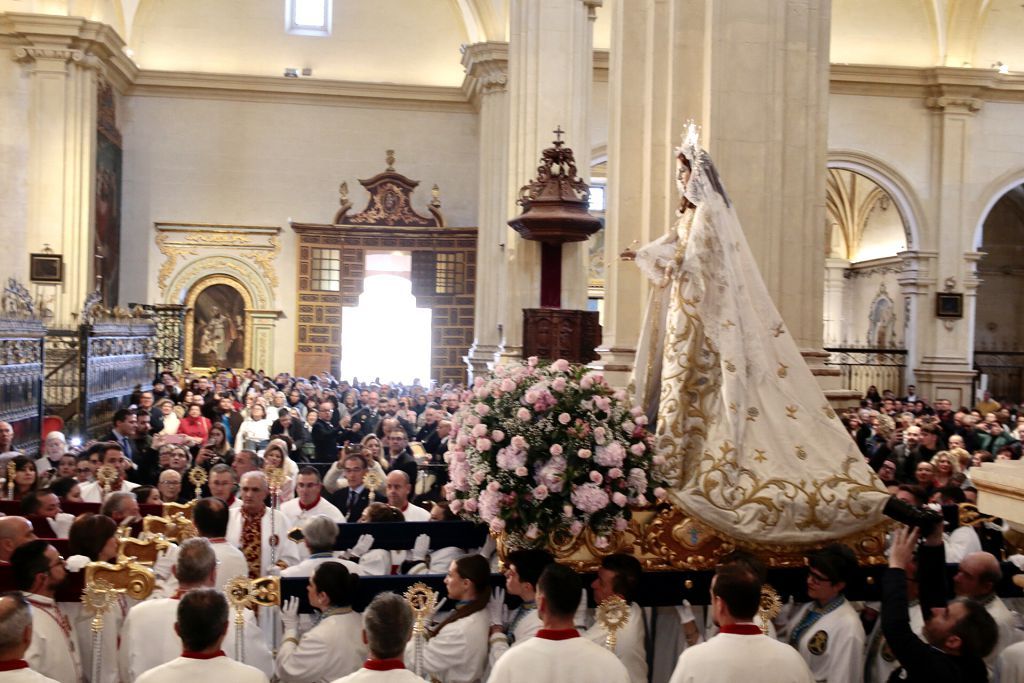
[{"xmin": 631, "ymin": 124, "xmax": 930, "ymax": 551}]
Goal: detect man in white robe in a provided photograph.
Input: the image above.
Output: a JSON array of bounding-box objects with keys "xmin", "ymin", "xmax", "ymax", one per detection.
[
  {"xmin": 208, "ymin": 464, "xmax": 242, "ymax": 510},
  {"xmin": 385, "ymin": 471, "xmax": 430, "ymax": 522},
  {"xmin": 0, "ymin": 592, "xmax": 60, "ymax": 682},
  {"xmin": 487, "ymin": 549, "xmax": 553, "ymax": 671},
  {"xmin": 78, "ymin": 444, "xmax": 138, "ymax": 503},
  {"xmin": 582, "ymin": 554, "xmax": 647, "ymax": 683},
  {"xmin": 226, "ymin": 471, "xmax": 299, "ymax": 577},
  {"xmin": 669, "ymin": 564, "xmax": 812, "ymax": 683},
  {"xmin": 489, "ymin": 563, "xmax": 630, "ymax": 683},
  {"xmin": 953, "ymin": 551, "xmax": 1024, "ymax": 672},
  {"xmin": 786, "ymin": 545, "xmax": 865, "ymax": 683},
  {"xmin": 193, "ymin": 497, "xmax": 249, "ymax": 587},
  {"xmin": 135, "ymin": 588, "xmax": 267, "ymax": 683},
  {"xmin": 996, "ymin": 640, "xmax": 1024, "ymax": 682},
  {"xmin": 11, "ymin": 541, "xmax": 80, "ymax": 683},
  {"xmin": 332, "ymin": 592, "xmax": 423, "ymax": 683},
  {"xmin": 119, "ymin": 537, "xmax": 273, "ymax": 681},
  {"xmin": 280, "ymin": 468, "xmax": 344, "ymax": 561},
  {"xmin": 280, "ymin": 516, "xmax": 360, "ymax": 578}
]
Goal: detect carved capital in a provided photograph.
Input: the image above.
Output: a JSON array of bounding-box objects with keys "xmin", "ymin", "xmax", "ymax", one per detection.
[
  {"xmin": 13, "ymin": 46, "xmax": 84, "ymax": 66},
  {"xmin": 925, "ymin": 94, "xmax": 984, "ymax": 113},
  {"xmin": 582, "ymin": 0, "xmax": 603, "ymax": 20},
  {"xmin": 462, "ymin": 42, "xmax": 509, "ymax": 100}
]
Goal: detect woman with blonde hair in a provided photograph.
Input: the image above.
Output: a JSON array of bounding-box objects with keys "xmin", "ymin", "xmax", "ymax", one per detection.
[
  {"xmin": 323, "ymin": 433, "xmax": 387, "ymax": 494},
  {"xmin": 235, "ymin": 402, "xmax": 274, "ymax": 452},
  {"xmin": 262, "ymin": 438, "xmax": 296, "ymax": 501},
  {"xmin": 929, "ymin": 450, "xmax": 960, "ymax": 489}
]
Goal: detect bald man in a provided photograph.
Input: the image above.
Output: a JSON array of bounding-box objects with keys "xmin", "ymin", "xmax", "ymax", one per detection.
[
  {"xmin": 385, "ymin": 471, "xmax": 430, "ymax": 521},
  {"xmin": 954, "ymin": 551, "xmax": 1023, "ymax": 670},
  {"xmin": 0, "ymin": 518, "xmax": 36, "ymax": 566}
]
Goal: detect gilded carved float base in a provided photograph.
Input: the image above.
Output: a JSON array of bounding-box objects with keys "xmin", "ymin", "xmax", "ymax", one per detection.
[{"xmin": 497, "ymin": 504, "xmax": 892, "ymax": 572}]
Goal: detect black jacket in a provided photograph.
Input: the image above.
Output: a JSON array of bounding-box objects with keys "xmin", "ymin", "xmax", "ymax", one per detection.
[
  {"xmin": 881, "ymin": 545, "xmax": 989, "ymax": 682},
  {"xmin": 328, "ymin": 485, "xmax": 371, "ymax": 523},
  {"xmin": 311, "ymin": 420, "xmax": 340, "ymax": 461}
]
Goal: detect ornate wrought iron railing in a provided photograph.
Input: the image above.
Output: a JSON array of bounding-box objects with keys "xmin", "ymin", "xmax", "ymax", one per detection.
[
  {"xmin": 0, "ymin": 279, "xmax": 45, "ymax": 454},
  {"xmin": 824, "ymin": 347, "xmax": 907, "ymax": 399},
  {"xmin": 973, "ymin": 352, "xmax": 1024, "ymax": 403}
]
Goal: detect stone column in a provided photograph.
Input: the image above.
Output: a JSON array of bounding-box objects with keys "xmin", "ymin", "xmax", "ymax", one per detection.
[
  {"xmin": 248, "ymin": 310, "xmax": 280, "ymax": 374},
  {"xmin": 897, "ymin": 249, "xmax": 939, "ymax": 390},
  {"xmin": 462, "ymin": 42, "xmax": 510, "ymax": 379},
  {"xmin": 823, "ymin": 257, "xmax": 850, "ymax": 346},
  {"xmin": 499, "ymin": 0, "xmax": 601, "ymax": 362},
  {"xmin": 911, "ymin": 87, "xmax": 985, "ymax": 406},
  {"xmin": 598, "ymin": 0, "xmax": 838, "ymax": 391}
]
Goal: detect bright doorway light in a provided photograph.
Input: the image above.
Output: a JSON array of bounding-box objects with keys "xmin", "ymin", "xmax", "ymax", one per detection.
[{"xmin": 341, "ymin": 253, "xmax": 431, "ymax": 384}]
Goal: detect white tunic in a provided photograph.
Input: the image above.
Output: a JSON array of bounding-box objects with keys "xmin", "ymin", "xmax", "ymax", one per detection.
[
  {"xmin": 397, "ymin": 504, "xmax": 431, "ymax": 522},
  {"xmin": 406, "ymin": 608, "xmax": 489, "ymax": 683},
  {"xmin": 209, "ymin": 539, "xmax": 250, "ymax": 587},
  {"xmin": 279, "ymin": 497, "xmax": 344, "ymax": 561},
  {"xmin": 331, "ymin": 663, "xmax": 423, "ymax": 683},
  {"xmin": 984, "ymin": 594, "xmax": 1024, "ymax": 672},
  {"xmin": 996, "ymin": 640, "xmax": 1024, "ymax": 683},
  {"xmin": 0, "ymin": 666, "xmax": 59, "ymax": 683},
  {"xmin": 488, "ymin": 631, "xmax": 631, "ymax": 683},
  {"xmin": 118, "ymin": 596, "xmax": 273, "ymax": 681},
  {"xmin": 134, "ymin": 654, "xmax": 268, "ymax": 683},
  {"xmin": 583, "ymin": 602, "xmax": 647, "ymax": 683},
  {"xmin": 668, "ymin": 630, "xmax": 814, "ymax": 683},
  {"xmin": 275, "ymin": 610, "xmax": 366, "ymax": 683},
  {"xmin": 78, "ymin": 479, "xmax": 138, "ymax": 503},
  {"xmin": 943, "ymin": 526, "xmax": 982, "ymax": 563},
  {"xmin": 487, "ymin": 606, "xmax": 541, "ymax": 670},
  {"xmin": 226, "ymin": 506, "xmax": 300, "ymax": 575},
  {"xmin": 280, "ymin": 553, "xmax": 362, "ymax": 578},
  {"xmin": 62, "ymin": 594, "xmax": 127, "ymax": 683},
  {"xmin": 23, "ymin": 594, "xmax": 81, "ymax": 683},
  {"xmin": 865, "ymin": 599, "xmax": 924, "ymax": 683},
  {"xmin": 787, "ymin": 598, "xmax": 865, "ymax": 683}
]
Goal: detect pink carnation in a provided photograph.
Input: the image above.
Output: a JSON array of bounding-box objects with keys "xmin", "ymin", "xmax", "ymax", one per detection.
[
  {"xmin": 491, "ymin": 430, "xmax": 505, "ymax": 442},
  {"xmin": 511, "ymin": 435, "xmax": 528, "ymax": 450},
  {"xmin": 551, "ymin": 358, "xmax": 570, "ymax": 372},
  {"xmin": 558, "ymin": 412, "xmax": 571, "ymax": 425},
  {"xmin": 476, "ymin": 438, "xmax": 493, "ymax": 452},
  {"xmin": 630, "ymin": 442, "xmax": 646, "ymax": 456},
  {"xmin": 612, "ymin": 492, "xmax": 628, "ymax": 507},
  {"xmin": 475, "ymin": 403, "xmax": 491, "ymax": 416},
  {"xmin": 552, "ymin": 377, "xmax": 567, "ymax": 393},
  {"xmin": 589, "ymin": 470, "xmax": 603, "ymax": 484},
  {"xmin": 549, "ymin": 444, "xmax": 563, "ymax": 456},
  {"xmin": 578, "ymin": 448, "xmax": 592, "ymax": 459},
  {"xmin": 515, "ymin": 466, "xmax": 529, "ymax": 477},
  {"xmin": 532, "ymin": 484, "xmax": 549, "ymax": 501},
  {"xmin": 517, "ymin": 407, "xmax": 532, "ymax": 421},
  {"xmin": 571, "ymin": 483, "xmax": 610, "ymax": 514}
]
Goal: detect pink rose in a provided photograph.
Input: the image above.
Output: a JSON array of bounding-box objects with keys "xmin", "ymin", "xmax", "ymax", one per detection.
[
  {"xmin": 569, "ymin": 520, "xmax": 583, "ymax": 536},
  {"xmin": 500, "ymin": 378, "xmax": 516, "ymax": 393},
  {"xmin": 474, "ymin": 376, "xmax": 486, "ymax": 388},
  {"xmin": 614, "ymin": 517, "xmax": 628, "ymax": 531},
  {"xmin": 457, "ymin": 433, "xmax": 470, "ymax": 447},
  {"xmin": 489, "ymin": 518, "xmax": 506, "ymax": 533},
  {"xmin": 594, "ymin": 396, "xmax": 611, "ymax": 413},
  {"xmin": 630, "ymin": 442, "xmax": 646, "ymax": 456},
  {"xmin": 532, "ymin": 484, "xmax": 549, "ymax": 501},
  {"xmin": 594, "ymin": 426, "xmax": 607, "ymax": 444},
  {"xmin": 475, "ymin": 403, "xmax": 491, "ymax": 416},
  {"xmin": 652, "ymin": 455, "xmax": 666, "ymax": 466},
  {"xmin": 471, "ymin": 423, "xmax": 487, "ymax": 437},
  {"xmin": 589, "ymin": 373, "xmax": 605, "ymax": 386},
  {"xmin": 453, "ymin": 450, "xmax": 467, "ymax": 462},
  {"xmin": 491, "ymin": 430, "xmax": 505, "ymax": 442},
  {"xmin": 551, "ymin": 358, "xmax": 570, "ymax": 372},
  {"xmin": 549, "ymin": 444, "xmax": 563, "ymax": 456},
  {"xmin": 515, "ymin": 466, "xmax": 528, "ymax": 477},
  {"xmin": 580, "ymin": 375, "xmax": 594, "ymax": 390},
  {"xmin": 473, "ymin": 471, "xmax": 487, "ymax": 484},
  {"xmin": 654, "ymin": 487, "xmax": 667, "ymax": 500},
  {"xmin": 589, "ymin": 470, "xmax": 603, "ymax": 484},
  {"xmin": 635, "ymin": 415, "xmax": 649, "ymax": 426},
  {"xmin": 607, "ymin": 467, "xmax": 623, "ymax": 479},
  {"xmin": 525, "ymin": 524, "xmax": 540, "ymax": 540},
  {"xmin": 524, "ymin": 390, "xmax": 539, "ymax": 404},
  {"xmin": 613, "ymin": 389, "xmax": 627, "ymax": 401},
  {"xmin": 517, "ymin": 407, "xmax": 532, "ymax": 421},
  {"xmin": 476, "ymin": 438, "xmax": 492, "ymax": 452},
  {"xmin": 450, "ymin": 499, "xmax": 463, "ymax": 513},
  {"xmin": 552, "ymin": 377, "xmax": 567, "ymax": 393},
  {"xmin": 558, "ymin": 412, "xmax": 571, "ymax": 425},
  {"xmin": 487, "ymin": 480, "xmax": 501, "ymax": 492},
  {"xmin": 464, "ymin": 498, "xmax": 479, "ymax": 512},
  {"xmin": 527, "ymin": 356, "xmax": 539, "ymax": 367},
  {"xmin": 630, "ymin": 406, "xmax": 644, "ymax": 417},
  {"xmin": 578, "ymin": 448, "xmax": 592, "ymax": 459},
  {"xmin": 612, "ymin": 492, "xmax": 628, "ymax": 507},
  {"xmin": 563, "ymin": 504, "xmax": 574, "ymax": 517},
  {"xmin": 511, "ymin": 435, "xmax": 528, "ymax": 450},
  {"xmin": 475, "ymin": 387, "xmax": 489, "ymax": 399},
  {"xmin": 594, "ymin": 536, "xmax": 609, "ymax": 549},
  {"xmin": 622, "ymin": 420, "xmax": 636, "ymax": 433}
]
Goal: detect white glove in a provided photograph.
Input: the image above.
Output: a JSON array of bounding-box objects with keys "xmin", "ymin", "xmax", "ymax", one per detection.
[
  {"xmin": 676, "ymin": 601, "xmax": 696, "ymax": 624},
  {"xmin": 280, "ymin": 596, "xmax": 300, "ymax": 634},
  {"xmin": 411, "ymin": 534, "xmax": 430, "ymax": 562},
  {"xmin": 350, "ymin": 533, "xmax": 374, "ymax": 558},
  {"xmin": 573, "ymin": 588, "xmax": 589, "ymax": 629},
  {"xmin": 488, "ymin": 587, "xmax": 508, "ymax": 627}
]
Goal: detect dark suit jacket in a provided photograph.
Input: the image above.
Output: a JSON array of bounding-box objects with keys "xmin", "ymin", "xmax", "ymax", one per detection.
[
  {"xmin": 270, "ymin": 419, "xmax": 307, "ymax": 452},
  {"xmin": 311, "ymin": 420, "xmax": 340, "ymax": 460},
  {"xmin": 329, "ymin": 486, "xmax": 371, "ymax": 523},
  {"xmin": 385, "ymin": 450, "xmax": 419, "ymax": 489},
  {"xmin": 101, "ymin": 430, "xmax": 137, "ymax": 462}
]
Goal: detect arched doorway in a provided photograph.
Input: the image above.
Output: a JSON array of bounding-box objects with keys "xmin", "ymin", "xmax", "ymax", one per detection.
[
  {"xmin": 974, "ymin": 183, "xmax": 1024, "ymax": 400},
  {"xmin": 823, "ymin": 167, "xmax": 911, "ymax": 396}
]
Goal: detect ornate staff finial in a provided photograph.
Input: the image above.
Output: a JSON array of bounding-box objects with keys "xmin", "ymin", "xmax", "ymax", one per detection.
[
  {"xmin": 83, "ymin": 578, "xmax": 124, "ymax": 683},
  {"xmin": 96, "ymin": 465, "xmax": 118, "ymax": 499},
  {"xmin": 363, "ymin": 470, "xmax": 382, "ymax": 502},
  {"xmin": 5, "ymin": 461, "xmax": 15, "ymax": 500},
  {"xmin": 596, "ymin": 595, "xmax": 630, "ymax": 651},
  {"xmin": 758, "ymin": 584, "xmax": 782, "ymax": 635},
  {"xmin": 404, "ymin": 582, "xmax": 439, "ymax": 677},
  {"xmin": 188, "ymin": 466, "xmax": 208, "ymax": 501}
]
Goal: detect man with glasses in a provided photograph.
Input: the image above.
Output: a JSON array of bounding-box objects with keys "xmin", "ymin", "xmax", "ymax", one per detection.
[
  {"xmin": 11, "ymin": 541, "xmax": 80, "ymax": 683},
  {"xmin": 328, "ymin": 454, "xmax": 375, "ymax": 523},
  {"xmin": 786, "ymin": 544, "xmax": 864, "ymax": 683},
  {"xmin": 312, "ymin": 402, "xmax": 340, "ymax": 461},
  {"xmin": 952, "ymin": 550, "xmax": 1022, "ymax": 671}
]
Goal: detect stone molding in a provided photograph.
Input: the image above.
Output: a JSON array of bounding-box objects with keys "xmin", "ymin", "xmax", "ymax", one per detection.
[{"xmin": 831, "ymin": 64, "xmax": 1024, "ymax": 105}]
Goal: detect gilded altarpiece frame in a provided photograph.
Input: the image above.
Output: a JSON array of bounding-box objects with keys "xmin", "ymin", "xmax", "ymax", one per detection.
[
  {"xmin": 155, "ymin": 224, "xmax": 281, "ymax": 372},
  {"xmin": 291, "ymin": 162, "xmax": 476, "ymax": 383}
]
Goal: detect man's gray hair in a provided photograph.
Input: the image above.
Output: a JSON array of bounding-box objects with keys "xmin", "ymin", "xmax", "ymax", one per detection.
[
  {"xmin": 363, "ymin": 592, "xmax": 414, "ymax": 659},
  {"xmin": 209, "ymin": 463, "xmax": 235, "ymax": 480},
  {"xmin": 303, "ymin": 515, "xmax": 339, "ymax": 554},
  {"xmin": 0, "ymin": 593, "xmax": 31, "ymax": 650},
  {"xmin": 175, "ymin": 537, "xmax": 216, "ymax": 586},
  {"xmin": 100, "ymin": 492, "xmax": 134, "ymax": 518},
  {"xmin": 240, "ymin": 470, "xmax": 268, "ymax": 490}
]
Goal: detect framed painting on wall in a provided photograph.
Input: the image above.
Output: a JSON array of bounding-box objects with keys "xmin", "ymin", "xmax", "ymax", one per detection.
[{"xmin": 190, "ymin": 283, "xmax": 246, "ymax": 369}]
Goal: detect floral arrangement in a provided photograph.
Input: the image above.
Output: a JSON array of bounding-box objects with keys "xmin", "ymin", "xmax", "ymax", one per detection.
[{"xmin": 444, "ymin": 357, "xmax": 667, "ymax": 548}]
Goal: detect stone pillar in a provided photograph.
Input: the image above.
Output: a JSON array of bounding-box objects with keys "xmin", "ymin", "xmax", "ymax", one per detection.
[
  {"xmin": 462, "ymin": 42, "xmax": 510, "ymax": 379},
  {"xmin": 2, "ymin": 14, "xmax": 131, "ymax": 325},
  {"xmin": 598, "ymin": 0, "xmax": 837, "ymax": 391},
  {"xmin": 823, "ymin": 257, "xmax": 850, "ymax": 346},
  {"xmin": 897, "ymin": 249, "xmax": 939, "ymax": 390},
  {"xmin": 500, "ymin": 0, "xmax": 601, "ymax": 362},
  {"xmin": 248, "ymin": 310, "xmax": 280, "ymax": 374},
  {"xmin": 911, "ymin": 87, "xmax": 984, "ymax": 406}
]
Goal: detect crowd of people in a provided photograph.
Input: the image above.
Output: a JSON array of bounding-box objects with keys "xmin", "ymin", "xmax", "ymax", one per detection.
[{"xmin": 0, "ymin": 372, "xmax": 1023, "ymax": 681}]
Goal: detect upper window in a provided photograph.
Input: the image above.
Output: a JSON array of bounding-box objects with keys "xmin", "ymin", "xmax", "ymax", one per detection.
[{"xmin": 287, "ymin": 0, "xmax": 332, "ymax": 36}]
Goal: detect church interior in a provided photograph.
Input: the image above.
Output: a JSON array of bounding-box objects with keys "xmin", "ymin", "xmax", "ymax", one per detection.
[{"xmin": 3, "ymin": 1, "xmax": 1024, "ymax": 681}]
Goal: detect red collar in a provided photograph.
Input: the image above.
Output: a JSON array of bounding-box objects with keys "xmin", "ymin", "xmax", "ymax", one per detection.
[
  {"xmin": 208, "ymin": 537, "xmax": 227, "ymax": 544},
  {"xmin": 298, "ymin": 495, "xmax": 321, "ymax": 512},
  {"xmin": 399, "ymin": 503, "xmax": 409, "ymax": 512},
  {"xmin": 719, "ymin": 623, "xmax": 763, "ymax": 636},
  {"xmin": 181, "ymin": 650, "xmax": 226, "ymax": 660},
  {"xmin": 0, "ymin": 661, "xmax": 29, "ymax": 671},
  {"xmin": 363, "ymin": 658, "xmax": 406, "ymax": 671},
  {"xmin": 225, "ymin": 495, "xmax": 236, "ymax": 507},
  {"xmin": 536, "ymin": 628, "xmax": 580, "ymax": 640}
]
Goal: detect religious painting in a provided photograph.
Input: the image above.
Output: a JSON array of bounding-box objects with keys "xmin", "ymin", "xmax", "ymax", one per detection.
[
  {"xmin": 867, "ymin": 284, "xmax": 896, "ymax": 348},
  {"xmin": 96, "ymin": 88, "xmax": 122, "ymax": 307},
  {"xmin": 191, "ymin": 284, "xmax": 246, "ymax": 368}
]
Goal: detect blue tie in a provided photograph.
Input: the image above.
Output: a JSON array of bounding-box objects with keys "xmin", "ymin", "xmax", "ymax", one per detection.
[{"xmin": 222, "ymin": 415, "xmax": 232, "ymax": 442}]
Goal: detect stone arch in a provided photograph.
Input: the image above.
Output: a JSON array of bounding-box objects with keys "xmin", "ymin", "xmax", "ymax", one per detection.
[
  {"xmin": 164, "ymin": 255, "xmax": 272, "ymax": 309},
  {"xmin": 971, "ymin": 168, "xmax": 1024, "ymax": 249},
  {"xmin": 827, "ymin": 150, "xmax": 924, "ymax": 252}
]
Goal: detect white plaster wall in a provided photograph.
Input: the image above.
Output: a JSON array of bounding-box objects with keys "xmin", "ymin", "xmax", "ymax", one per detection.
[
  {"xmin": 121, "ymin": 94, "xmax": 479, "ymax": 373},
  {"xmin": 843, "ymin": 270, "xmax": 904, "ymax": 348},
  {"xmin": 0, "ymin": 54, "xmax": 30, "ymax": 284}
]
